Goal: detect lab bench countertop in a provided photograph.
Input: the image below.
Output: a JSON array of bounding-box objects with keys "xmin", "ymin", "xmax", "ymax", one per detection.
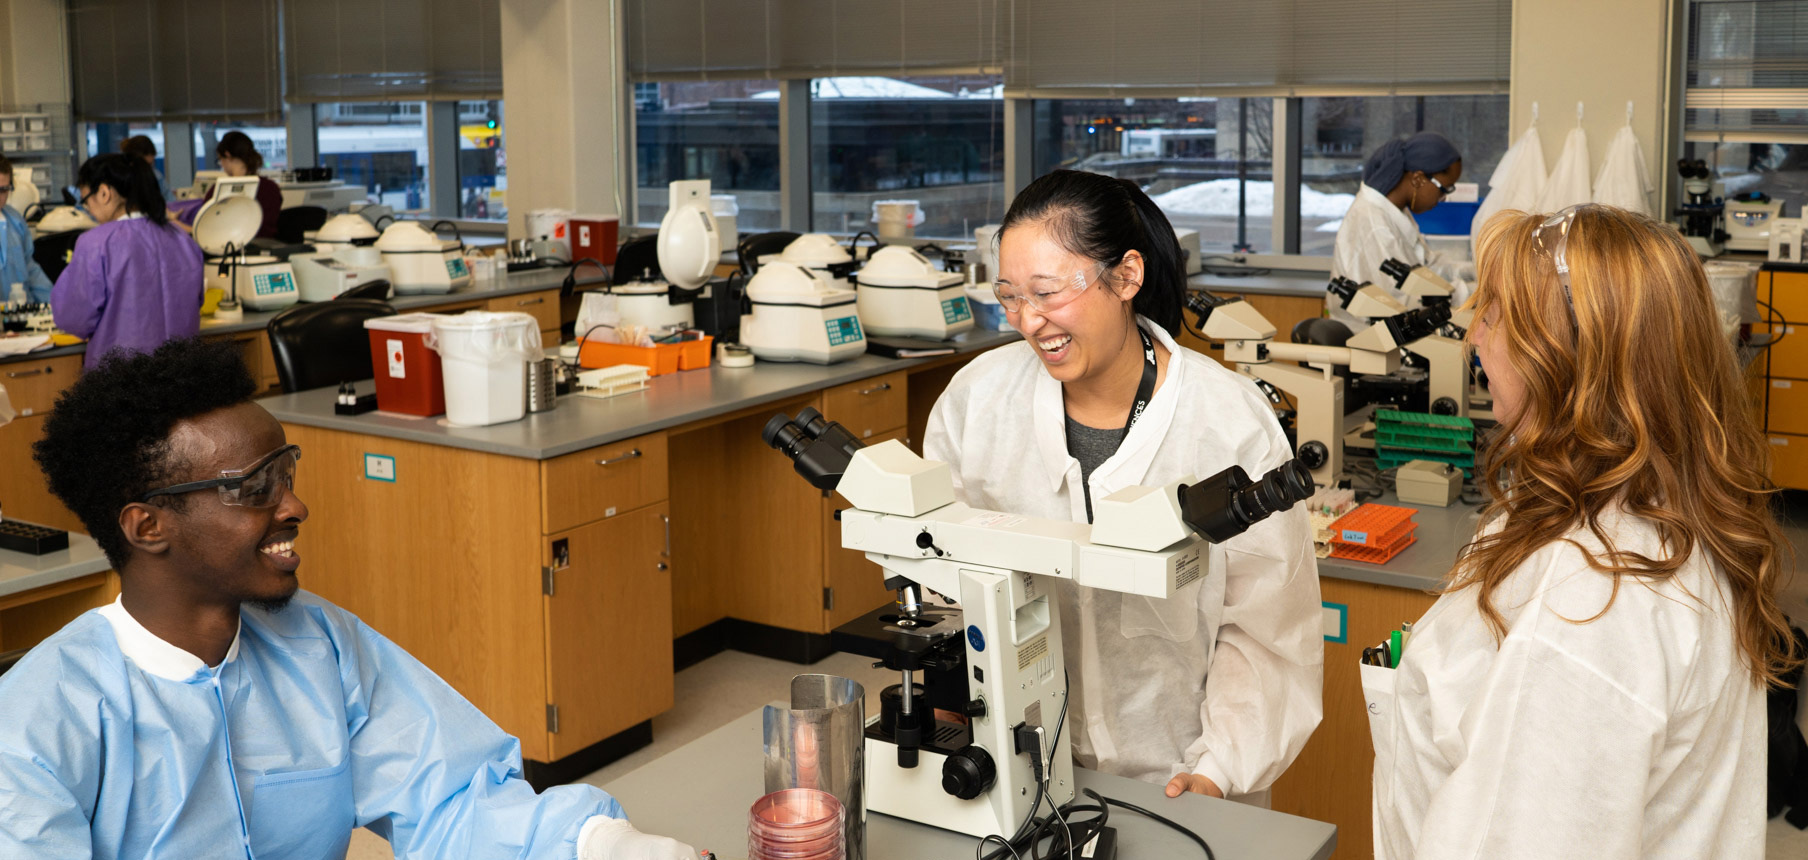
[
  {"xmin": 1314, "ymin": 495, "xmax": 1483, "ymax": 591},
  {"xmin": 261, "ymin": 328, "xmax": 1023, "ymax": 460},
  {"xmin": 601, "ymin": 704, "xmax": 1337, "ymax": 860},
  {"xmin": 0, "ymin": 266, "xmax": 605, "ymax": 366},
  {"xmin": 1187, "ymin": 267, "xmax": 1330, "ymax": 299},
  {"xmin": 0, "ymin": 526, "xmax": 110, "ymax": 599}
]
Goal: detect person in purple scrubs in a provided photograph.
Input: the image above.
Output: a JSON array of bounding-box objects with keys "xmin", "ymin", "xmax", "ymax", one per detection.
[{"xmin": 53, "ymin": 154, "xmax": 205, "ymax": 369}]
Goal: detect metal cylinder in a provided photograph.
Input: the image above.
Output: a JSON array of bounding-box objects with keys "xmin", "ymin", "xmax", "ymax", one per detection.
[
  {"xmin": 525, "ymin": 357, "xmax": 558, "ymax": 413},
  {"xmin": 764, "ymin": 674, "xmax": 866, "ymax": 860}
]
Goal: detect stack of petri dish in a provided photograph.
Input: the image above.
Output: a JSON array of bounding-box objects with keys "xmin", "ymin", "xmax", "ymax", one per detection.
[{"xmin": 748, "ymin": 788, "xmax": 846, "ymax": 860}]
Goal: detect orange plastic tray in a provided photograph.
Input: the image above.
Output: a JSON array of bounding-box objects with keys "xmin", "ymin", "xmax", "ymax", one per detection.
[
  {"xmin": 579, "ymin": 336, "xmax": 714, "ymax": 375},
  {"xmin": 1328, "ymin": 504, "xmax": 1418, "ymax": 548},
  {"xmin": 676, "ymin": 335, "xmax": 713, "ymax": 370},
  {"xmin": 1329, "ymin": 535, "xmax": 1417, "ymax": 564}
]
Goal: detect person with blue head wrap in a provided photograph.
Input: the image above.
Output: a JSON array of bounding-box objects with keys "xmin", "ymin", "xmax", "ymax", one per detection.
[
  {"xmin": 1, "ymin": 338, "xmax": 697, "ymax": 860},
  {"xmin": 1329, "ymin": 131, "xmax": 1474, "ymax": 327}
]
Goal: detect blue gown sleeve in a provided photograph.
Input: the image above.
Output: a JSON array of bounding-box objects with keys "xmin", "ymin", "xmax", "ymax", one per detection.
[
  {"xmin": 328, "ymin": 605, "xmax": 627, "ymax": 860},
  {"xmin": 0, "ymin": 650, "xmax": 108, "ymax": 860},
  {"xmin": 20, "ymin": 228, "xmax": 53, "ymax": 303},
  {"xmin": 50, "ymin": 234, "xmax": 107, "ymax": 339}
]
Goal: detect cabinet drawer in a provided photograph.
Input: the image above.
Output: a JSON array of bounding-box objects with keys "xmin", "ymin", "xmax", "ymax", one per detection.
[
  {"xmin": 1756, "ymin": 323, "xmax": 1808, "ymax": 380},
  {"xmin": 822, "ymin": 372, "xmax": 907, "ymax": 440},
  {"xmin": 1765, "ymin": 269, "xmax": 1808, "ymax": 323},
  {"xmin": 1, "ymin": 354, "xmax": 82, "ymax": 416},
  {"xmin": 488, "ymin": 289, "xmax": 561, "ymax": 333},
  {"xmin": 1767, "ymin": 379, "xmax": 1808, "ymax": 436},
  {"xmin": 541, "ymin": 433, "xmax": 668, "ymax": 534},
  {"xmin": 1771, "ymin": 434, "xmax": 1808, "ymax": 489}
]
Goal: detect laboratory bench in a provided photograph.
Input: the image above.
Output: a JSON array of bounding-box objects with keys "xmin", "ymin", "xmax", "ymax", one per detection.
[
  {"xmin": 0, "ymin": 267, "xmax": 605, "ymax": 534},
  {"xmin": 255, "ymin": 328, "xmax": 1023, "ymax": 788},
  {"xmin": 0, "ymin": 526, "xmax": 116, "ymax": 658},
  {"xmin": 601, "ymin": 705, "xmax": 1338, "ymax": 860}
]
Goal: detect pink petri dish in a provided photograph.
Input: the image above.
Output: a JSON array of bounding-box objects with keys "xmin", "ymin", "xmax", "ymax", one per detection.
[{"xmin": 748, "ymin": 788, "xmax": 846, "ymax": 860}]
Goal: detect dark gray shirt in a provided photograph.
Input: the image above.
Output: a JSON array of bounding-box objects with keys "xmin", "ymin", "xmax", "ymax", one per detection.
[{"xmin": 1065, "ymin": 415, "xmax": 1125, "ymax": 522}]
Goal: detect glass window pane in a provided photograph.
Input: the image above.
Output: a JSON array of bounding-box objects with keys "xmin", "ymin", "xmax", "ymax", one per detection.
[
  {"xmin": 78, "ymin": 122, "xmax": 166, "ymax": 199},
  {"xmin": 635, "ymin": 81, "xmax": 781, "ymax": 232},
  {"xmin": 1683, "ymin": 140, "xmax": 1808, "ymax": 217},
  {"xmin": 457, "ymin": 99, "xmax": 506, "ymax": 221},
  {"xmin": 317, "ymin": 102, "xmax": 431, "ymax": 215},
  {"xmin": 809, "ymin": 75, "xmax": 1005, "ymax": 240},
  {"xmin": 1033, "ymin": 97, "xmax": 1273, "ymax": 253},
  {"xmin": 1298, "ymin": 96, "xmax": 1511, "ymax": 257},
  {"xmin": 194, "ymin": 121, "xmax": 290, "ymax": 172}
]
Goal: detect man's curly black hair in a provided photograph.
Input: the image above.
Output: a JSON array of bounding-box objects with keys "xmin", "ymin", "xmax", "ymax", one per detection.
[{"xmin": 32, "ymin": 338, "xmax": 257, "ymax": 569}]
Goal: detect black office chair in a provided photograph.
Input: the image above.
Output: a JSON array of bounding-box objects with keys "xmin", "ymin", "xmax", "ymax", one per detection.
[
  {"xmin": 267, "ymin": 299, "xmax": 397, "ymax": 393},
  {"xmin": 737, "ymin": 231, "xmax": 801, "ymax": 277},
  {"xmin": 1291, "ymin": 318, "xmax": 1353, "ymax": 348},
  {"xmin": 32, "ymin": 229, "xmax": 83, "ymax": 282},
  {"xmin": 337, "ymin": 280, "xmax": 392, "ymax": 301},
  {"xmin": 275, "ymin": 206, "xmax": 329, "ymax": 244}
]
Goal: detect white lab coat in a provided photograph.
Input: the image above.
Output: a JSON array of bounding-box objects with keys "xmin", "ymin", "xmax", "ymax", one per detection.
[
  {"xmin": 1471, "ymin": 125, "xmax": 1549, "ymax": 261},
  {"xmin": 924, "ymin": 319, "xmax": 1323, "ymax": 799},
  {"xmin": 1370, "ymin": 511, "xmax": 1765, "ymax": 859},
  {"xmin": 1330, "ymin": 185, "xmax": 1473, "ymax": 329},
  {"xmin": 1593, "ymin": 124, "xmax": 1655, "ymax": 216},
  {"xmin": 1537, "ymin": 126, "xmax": 1594, "ymax": 213}
]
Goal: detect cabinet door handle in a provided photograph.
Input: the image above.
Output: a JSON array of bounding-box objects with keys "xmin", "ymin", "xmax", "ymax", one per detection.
[
  {"xmin": 858, "ymin": 382, "xmax": 892, "ymax": 395},
  {"xmin": 660, "ymin": 514, "xmax": 671, "ymax": 558},
  {"xmin": 6, "ymin": 367, "xmax": 50, "ymax": 379},
  {"xmin": 594, "ymin": 448, "xmax": 642, "ymax": 467},
  {"xmin": 657, "ymin": 562, "xmax": 669, "ymax": 572},
  {"xmin": 516, "ymin": 297, "xmax": 546, "ymax": 306}
]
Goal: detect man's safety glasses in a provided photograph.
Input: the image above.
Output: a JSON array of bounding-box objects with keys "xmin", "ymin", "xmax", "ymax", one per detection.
[{"xmin": 141, "ymin": 445, "xmax": 300, "ymax": 508}]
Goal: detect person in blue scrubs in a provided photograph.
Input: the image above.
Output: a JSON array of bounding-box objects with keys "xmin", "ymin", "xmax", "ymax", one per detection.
[
  {"xmin": 3, "ymin": 338, "xmax": 697, "ymax": 860},
  {"xmin": 0, "ymin": 154, "xmax": 55, "ymax": 303}
]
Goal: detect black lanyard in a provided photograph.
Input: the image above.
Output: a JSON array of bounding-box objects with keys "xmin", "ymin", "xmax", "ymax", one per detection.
[{"xmin": 1121, "ymin": 326, "xmax": 1158, "ymax": 446}]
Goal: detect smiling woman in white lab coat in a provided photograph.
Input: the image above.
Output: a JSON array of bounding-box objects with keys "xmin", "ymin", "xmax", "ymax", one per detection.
[
  {"xmin": 1369, "ymin": 205, "xmax": 1801, "ymax": 858},
  {"xmin": 926, "ymin": 169, "xmax": 1322, "ymax": 803},
  {"xmin": 1329, "ymin": 132, "xmax": 1471, "ymax": 328}
]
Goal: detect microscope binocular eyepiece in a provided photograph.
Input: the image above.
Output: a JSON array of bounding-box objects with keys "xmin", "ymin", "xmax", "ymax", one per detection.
[
  {"xmin": 1385, "ymin": 304, "xmax": 1453, "ymax": 346},
  {"xmin": 1326, "ymin": 276, "xmax": 1362, "ymax": 307},
  {"xmin": 1379, "ymin": 258, "xmax": 1413, "ymax": 286},
  {"xmin": 763, "ymin": 408, "xmax": 868, "ymax": 492},
  {"xmin": 1178, "ymin": 459, "xmax": 1316, "ymax": 544}
]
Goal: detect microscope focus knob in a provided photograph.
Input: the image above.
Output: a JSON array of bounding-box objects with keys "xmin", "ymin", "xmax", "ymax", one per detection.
[
  {"xmin": 941, "ymin": 745, "xmax": 997, "ymax": 800},
  {"xmin": 964, "ymin": 698, "xmax": 988, "ymax": 720},
  {"xmin": 1431, "ymin": 396, "xmax": 1458, "ymax": 416},
  {"xmin": 1298, "ymin": 441, "xmax": 1329, "ymax": 470}
]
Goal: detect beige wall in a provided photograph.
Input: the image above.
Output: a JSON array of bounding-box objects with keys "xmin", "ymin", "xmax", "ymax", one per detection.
[
  {"xmin": 1510, "ymin": 0, "xmax": 1679, "ymax": 210},
  {"xmin": 500, "ymin": 0, "xmax": 631, "ymax": 238},
  {"xmin": 0, "ymin": 0, "xmax": 69, "ymax": 109}
]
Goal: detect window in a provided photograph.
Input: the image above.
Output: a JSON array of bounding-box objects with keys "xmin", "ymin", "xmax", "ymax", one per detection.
[
  {"xmin": 1034, "ymin": 97, "xmax": 1272, "ymax": 253},
  {"xmin": 458, "ymin": 99, "xmax": 506, "ymax": 221},
  {"xmin": 1683, "ymin": 0, "xmax": 1808, "ymax": 217},
  {"xmin": 1298, "ymin": 96, "xmax": 1511, "ymax": 257},
  {"xmin": 317, "ymin": 101, "xmax": 431, "ymax": 214},
  {"xmin": 194, "ymin": 122, "xmax": 289, "ymax": 172},
  {"xmin": 809, "ymin": 75, "xmax": 1005, "ymax": 240},
  {"xmin": 635, "ymin": 80, "xmax": 780, "ymax": 232}
]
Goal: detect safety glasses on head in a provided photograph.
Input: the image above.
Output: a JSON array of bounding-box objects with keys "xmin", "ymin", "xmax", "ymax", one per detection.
[
  {"xmin": 1533, "ymin": 204, "xmax": 1587, "ymax": 329},
  {"xmin": 141, "ymin": 444, "xmax": 301, "ymax": 508},
  {"xmin": 992, "ymin": 260, "xmax": 1111, "ymax": 315}
]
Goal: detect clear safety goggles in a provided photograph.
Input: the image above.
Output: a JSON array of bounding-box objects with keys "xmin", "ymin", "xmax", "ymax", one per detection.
[
  {"xmin": 1533, "ymin": 204, "xmax": 1585, "ymax": 329},
  {"xmin": 992, "ymin": 261, "xmax": 1109, "ymax": 314},
  {"xmin": 141, "ymin": 444, "xmax": 301, "ymax": 508}
]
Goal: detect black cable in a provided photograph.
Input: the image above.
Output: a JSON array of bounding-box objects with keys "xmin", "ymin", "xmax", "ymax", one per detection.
[
  {"xmin": 1078, "ymin": 788, "xmax": 1217, "ymax": 860},
  {"xmin": 1756, "ymin": 299, "xmax": 1787, "ymax": 350},
  {"xmin": 978, "ymin": 674, "xmax": 1074, "ymax": 860}
]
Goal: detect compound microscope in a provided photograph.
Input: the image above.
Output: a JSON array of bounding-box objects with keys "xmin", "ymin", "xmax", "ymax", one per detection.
[{"xmin": 762, "ymin": 408, "xmax": 1313, "ymax": 841}]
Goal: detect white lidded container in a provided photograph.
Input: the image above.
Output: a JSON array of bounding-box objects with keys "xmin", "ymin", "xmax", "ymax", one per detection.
[
  {"xmin": 426, "ymin": 311, "xmax": 543, "ymax": 427},
  {"xmin": 872, "ymin": 199, "xmax": 923, "ymax": 240},
  {"xmin": 192, "ymin": 193, "xmax": 298, "ymax": 312},
  {"xmin": 739, "ymin": 261, "xmax": 865, "ymax": 365},
  {"xmin": 375, "ymin": 221, "xmax": 473, "ymax": 295},
  {"xmin": 761, "ymin": 233, "xmax": 855, "ymax": 288},
  {"xmin": 310, "ymin": 213, "xmax": 381, "ymax": 253},
  {"xmin": 854, "ymin": 245, "xmax": 974, "ymax": 340}
]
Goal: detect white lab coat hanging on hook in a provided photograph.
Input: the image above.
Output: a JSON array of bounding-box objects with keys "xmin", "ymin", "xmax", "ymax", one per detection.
[
  {"xmin": 1593, "ymin": 104, "xmax": 1654, "ymax": 216},
  {"xmin": 1537, "ymin": 104, "xmax": 1593, "ymax": 212},
  {"xmin": 1471, "ymin": 117, "xmax": 1548, "ymax": 259}
]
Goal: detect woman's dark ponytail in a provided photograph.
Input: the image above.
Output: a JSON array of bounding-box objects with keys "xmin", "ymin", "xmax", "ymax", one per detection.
[
  {"xmin": 999, "ymin": 169, "xmax": 1187, "ymax": 335},
  {"xmin": 76, "ymin": 153, "xmax": 169, "ymax": 226}
]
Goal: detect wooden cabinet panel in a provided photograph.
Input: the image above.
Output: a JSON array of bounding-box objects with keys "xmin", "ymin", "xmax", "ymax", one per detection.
[
  {"xmin": 1767, "ymin": 378, "xmax": 1808, "ymax": 436},
  {"xmin": 824, "ymin": 428, "xmax": 908, "ymax": 630},
  {"xmin": 0, "ymin": 413, "xmax": 84, "ymax": 533},
  {"xmin": 541, "ymin": 433, "xmax": 669, "ymax": 534},
  {"xmin": 488, "ymin": 289, "xmax": 561, "ymax": 333},
  {"xmin": 0, "ymin": 354, "xmax": 81, "ymax": 415},
  {"xmin": 282, "ymin": 423, "xmax": 551, "ymax": 761},
  {"xmin": 1763, "ymin": 269, "xmax": 1808, "ymax": 323},
  {"xmin": 1756, "ymin": 322, "xmax": 1808, "ymax": 381},
  {"xmin": 822, "ymin": 371, "xmax": 908, "ymax": 441},
  {"xmin": 1770, "ymin": 434, "xmax": 1808, "ymax": 490},
  {"xmin": 1270, "ymin": 576, "xmax": 1437, "ymax": 860},
  {"xmin": 544, "ymin": 503, "xmax": 675, "ymax": 759}
]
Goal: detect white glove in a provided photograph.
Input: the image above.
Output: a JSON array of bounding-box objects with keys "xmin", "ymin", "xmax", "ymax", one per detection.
[{"xmin": 578, "ymin": 815, "xmax": 699, "ymax": 860}]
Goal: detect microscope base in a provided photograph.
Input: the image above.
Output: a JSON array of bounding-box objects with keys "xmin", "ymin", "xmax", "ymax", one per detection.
[{"xmin": 865, "ymin": 735, "xmax": 1077, "ymax": 840}]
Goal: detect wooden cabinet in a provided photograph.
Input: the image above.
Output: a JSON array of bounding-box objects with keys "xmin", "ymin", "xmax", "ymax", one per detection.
[
  {"xmin": 1755, "ymin": 268, "xmax": 1808, "ymax": 488},
  {"xmin": 543, "ymin": 504, "xmax": 674, "ymax": 759},
  {"xmin": 488, "ymin": 288, "xmax": 562, "ymax": 346},
  {"xmin": 541, "ymin": 434, "xmax": 669, "ymax": 534},
  {"xmin": 1, "ymin": 354, "xmax": 83, "ymax": 531},
  {"xmin": 1, "ymin": 354, "xmax": 81, "ymax": 416},
  {"xmin": 822, "ymin": 371, "xmax": 908, "ymax": 441},
  {"xmin": 0, "ymin": 571, "xmax": 120, "ymax": 652}
]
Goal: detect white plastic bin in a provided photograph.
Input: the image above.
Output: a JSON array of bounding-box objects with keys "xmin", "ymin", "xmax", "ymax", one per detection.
[{"xmin": 427, "ymin": 312, "xmax": 544, "ymax": 427}]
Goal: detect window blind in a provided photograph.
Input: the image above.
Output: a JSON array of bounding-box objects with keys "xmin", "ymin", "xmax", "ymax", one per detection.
[
  {"xmin": 1686, "ymin": 0, "xmax": 1808, "ymax": 143},
  {"xmin": 284, "ymin": 0, "xmax": 502, "ymax": 102},
  {"xmin": 69, "ymin": 0, "xmax": 282, "ymax": 122}
]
